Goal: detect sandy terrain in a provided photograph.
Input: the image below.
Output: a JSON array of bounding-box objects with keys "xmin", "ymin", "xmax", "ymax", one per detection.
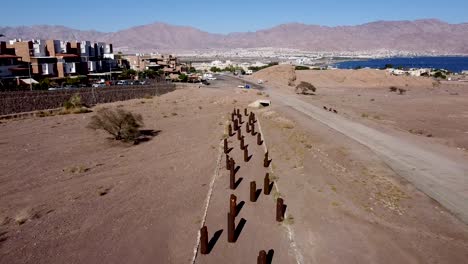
[
  {"xmin": 0, "ymin": 83, "xmax": 265, "ymax": 263},
  {"xmin": 1, "ymin": 75, "xmax": 468, "ymax": 263},
  {"xmin": 253, "ymin": 65, "xmax": 435, "ymax": 89},
  {"xmin": 252, "ymin": 65, "xmax": 468, "ymax": 150}
]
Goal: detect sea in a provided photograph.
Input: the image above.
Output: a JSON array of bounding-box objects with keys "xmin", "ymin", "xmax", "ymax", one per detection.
[{"xmin": 333, "ymin": 56, "xmax": 468, "ymax": 73}]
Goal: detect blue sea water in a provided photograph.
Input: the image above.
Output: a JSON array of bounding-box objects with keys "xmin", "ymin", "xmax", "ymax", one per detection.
[{"xmin": 333, "ymin": 56, "xmax": 468, "ymax": 73}]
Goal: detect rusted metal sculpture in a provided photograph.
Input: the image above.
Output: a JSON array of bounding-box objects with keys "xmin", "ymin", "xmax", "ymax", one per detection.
[
  {"xmin": 250, "ymin": 181, "xmax": 257, "ymax": 202},
  {"xmin": 200, "ymin": 226, "xmax": 208, "ymax": 254},
  {"xmin": 237, "ymin": 128, "xmax": 242, "ymax": 140},
  {"xmin": 276, "ymin": 198, "xmax": 284, "ymax": 222},
  {"xmin": 244, "ymin": 108, "xmax": 248, "ymax": 116},
  {"xmin": 230, "ymin": 160, "xmax": 235, "ymax": 189},
  {"xmin": 264, "ymin": 173, "xmax": 270, "ymax": 195},
  {"xmin": 263, "ymin": 151, "xmax": 269, "ymax": 167},
  {"xmin": 228, "ymin": 212, "xmax": 235, "ymax": 243},
  {"xmin": 234, "ymin": 119, "xmax": 239, "ymax": 131},
  {"xmin": 228, "ymin": 124, "xmax": 233, "ymax": 137},
  {"xmin": 257, "ymin": 133, "xmax": 262, "ymax": 145},
  {"xmin": 251, "ymin": 123, "xmax": 255, "ymax": 135},
  {"xmin": 257, "ymin": 250, "xmax": 267, "ymax": 264},
  {"xmin": 230, "ymin": 194, "xmax": 237, "ymax": 217},
  {"xmin": 244, "ymin": 145, "xmax": 249, "ymax": 162},
  {"xmin": 240, "ymin": 136, "xmax": 245, "ymax": 150}
]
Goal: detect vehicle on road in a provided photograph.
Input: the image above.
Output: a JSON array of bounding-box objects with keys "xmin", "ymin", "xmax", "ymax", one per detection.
[
  {"xmin": 117, "ymin": 80, "xmax": 130, "ymax": 85},
  {"xmin": 92, "ymin": 83, "xmax": 106, "ymax": 88}
]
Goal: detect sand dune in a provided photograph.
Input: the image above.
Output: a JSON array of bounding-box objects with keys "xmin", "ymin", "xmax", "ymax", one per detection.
[{"xmin": 253, "ymin": 65, "xmax": 435, "ymax": 89}]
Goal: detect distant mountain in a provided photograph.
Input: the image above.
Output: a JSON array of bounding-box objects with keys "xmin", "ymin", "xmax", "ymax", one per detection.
[
  {"xmin": 1, "ymin": 19, "xmax": 468, "ymax": 54},
  {"xmin": 0, "ymin": 25, "xmax": 105, "ymax": 42}
]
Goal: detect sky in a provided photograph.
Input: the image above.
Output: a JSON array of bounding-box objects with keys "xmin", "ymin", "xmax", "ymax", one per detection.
[{"xmin": 1, "ymin": 0, "xmax": 467, "ymax": 33}]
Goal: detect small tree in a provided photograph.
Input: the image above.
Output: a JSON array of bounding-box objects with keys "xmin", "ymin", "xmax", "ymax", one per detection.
[
  {"xmin": 295, "ymin": 81, "xmax": 316, "ymax": 94},
  {"xmin": 88, "ymin": 108, "xmax": 143, "ymax": 142},
  {"xmin": 119, "ymin": 69, "xmax": 137, "ymax": 79},
  {"xmin": 178, "ymin": 74, "xmax": 188, "ymax": 82}
]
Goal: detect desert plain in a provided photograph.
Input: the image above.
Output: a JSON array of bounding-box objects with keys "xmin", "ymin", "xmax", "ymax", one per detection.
[{"xmin": 1, "ymin": 67, "xmax": 468, "ymax": 263}]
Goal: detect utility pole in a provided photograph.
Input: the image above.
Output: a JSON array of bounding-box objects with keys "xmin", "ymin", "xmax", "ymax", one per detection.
[{"xmin": 28, "ymin": 61, "xmax": 32, "ymax": 91}]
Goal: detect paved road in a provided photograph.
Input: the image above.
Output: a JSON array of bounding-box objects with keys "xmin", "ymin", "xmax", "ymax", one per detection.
[{"xmin": 222, "ymin": 74, "xmax": 468, "ymax": 224}]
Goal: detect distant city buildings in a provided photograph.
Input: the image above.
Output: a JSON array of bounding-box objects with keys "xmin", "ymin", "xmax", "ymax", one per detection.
[
  {"xmin": 192, "ymin": 60, "xmax": 268, "ymax": 72},
  {"xmin": 123, "ymin": 53, "xmax": 187, "ymax": 75}
]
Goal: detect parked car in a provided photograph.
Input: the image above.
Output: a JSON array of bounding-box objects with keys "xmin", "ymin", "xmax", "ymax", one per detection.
[
  {"xmin": 117, "ymin": 80, "xmax": 130, "ymax": 85},
  {"xmin": 92, "ymin": 83, "xmax": 106, "ymax": 88},
  {"xmin": 131, "ymin": 80, "xmax": 142, "ymax": 85},
  {"xmin": 48, "ymin": 87, "xmax": 62, "ymax": 91}
]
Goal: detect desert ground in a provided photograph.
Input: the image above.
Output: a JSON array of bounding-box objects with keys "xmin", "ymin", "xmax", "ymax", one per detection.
[{"xmin": 1, "ymin": 70, "xmax": 468, "ymax": 264}]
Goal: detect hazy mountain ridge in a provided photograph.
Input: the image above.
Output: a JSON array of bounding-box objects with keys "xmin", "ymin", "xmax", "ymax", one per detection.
[{"xmin": 1, "ymin": 19, "xmax": 467, "ymax": 54}]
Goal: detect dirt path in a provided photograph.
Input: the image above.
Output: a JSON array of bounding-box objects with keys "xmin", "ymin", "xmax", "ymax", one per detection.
[
  {"xmin": 194, "ymin": 111, "xmax": 298, "ymax": 263},
  {"xmin": 266, "ymin": 88, "xmax": 468, "ymax": 224}
]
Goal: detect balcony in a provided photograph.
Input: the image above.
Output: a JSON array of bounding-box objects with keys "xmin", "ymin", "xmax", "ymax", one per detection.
[
  {"xmin": 41, "ymin": 63, "xmax": 55, "ymax": 75},
  {"xmin": 64, "ymin": 62, "xmax": 77, "ymax": 74},
  {"xmin": 88, "ymin": 61, "xmax": 97, "ymax": 72}
]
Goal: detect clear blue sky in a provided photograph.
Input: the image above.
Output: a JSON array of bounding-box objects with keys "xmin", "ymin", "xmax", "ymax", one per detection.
[{"xmin": 1, "ymin": 0, "xmax": 467, "ymax": 33}]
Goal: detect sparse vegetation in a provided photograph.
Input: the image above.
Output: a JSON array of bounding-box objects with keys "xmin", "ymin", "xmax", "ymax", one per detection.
[
  {"xmin": 61, "ymin": 94, "xmax": 91, "ymax": 114},
  {"xmin": 247, "ymin": 62, "xmax": 279, "ymax": 72},
  {"xmin": 294, "ymin": 65, "xmax": 310, "ymax": 70},
  {"xmin": 87, "ymin": 108, "xmax": 144, "ymax": 142},
  {"xmin": 295, "ymin": 81, "xmax": 317, "ymax": 94},
  {"xmin": 398, "ymin": 88, "xmax": 407, "ymax": 95},
  {"xmin": 282, "ymin": 215, "xmax": 295, "ymax": 225},
  {"xmin": 63, "ymin": 165, "xmax": 90, "ymax": 174},
  {"xmin": 389, "ymin": 86, "xmax": 398, "ymax": 92}
]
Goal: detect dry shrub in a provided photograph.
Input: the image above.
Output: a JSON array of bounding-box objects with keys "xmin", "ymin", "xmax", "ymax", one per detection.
[
  {"xmin": 295, "ymin": 81, "xmax": 317, "ymax": 94},
  {"xmin": 63, "ymin": 93, "xmax": 82, "ymax": 109},
  {"xmin": 61, "ymin": 93, "xmax": 91, "ymax": 114},
  {"xmin": 88, "ymin": 108, "xmax": 143, "ymax": 142},
  {"xmin": 389, "ymin": 86, "xmax": 398, "ymax": 92}
]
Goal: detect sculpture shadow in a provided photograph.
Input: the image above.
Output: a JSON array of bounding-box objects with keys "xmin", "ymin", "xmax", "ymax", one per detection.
[
  {"xmin": 236, "ymin": 201, "xmax": 245, "ymax": 216},
  {"xmin": 234, "ymin": 218, "xmax": 247, "ymax": 242},
  {"xmin": 234, "ymin": 177, "xmax": 243, "ymax": 189},
  {"xmin": 267, "ymin": 249, "xmax": 275, "ymax": 264},
  {"xmin": 255, "ymin": 189, "xmax": 262, "ymax": 201},
  {"xmin": 207, "ymin": 229, "xmax": 223, "ymax": 254}
]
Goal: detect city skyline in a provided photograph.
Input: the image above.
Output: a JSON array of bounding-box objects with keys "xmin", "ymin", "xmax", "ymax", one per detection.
[{"xmin": 1, "ymin": 0, "xmax": 468, "ymax": 33}]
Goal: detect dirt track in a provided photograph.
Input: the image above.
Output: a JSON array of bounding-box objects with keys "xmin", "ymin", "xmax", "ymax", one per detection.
[{"xmin": 265, "ymin": 88, "xmax": 468, "ymax": 224}]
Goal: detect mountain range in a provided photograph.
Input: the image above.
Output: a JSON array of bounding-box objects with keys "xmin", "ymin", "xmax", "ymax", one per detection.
[{"xmin": 1, "ymin": 19, "xmax": 468, "ymax": 54}]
